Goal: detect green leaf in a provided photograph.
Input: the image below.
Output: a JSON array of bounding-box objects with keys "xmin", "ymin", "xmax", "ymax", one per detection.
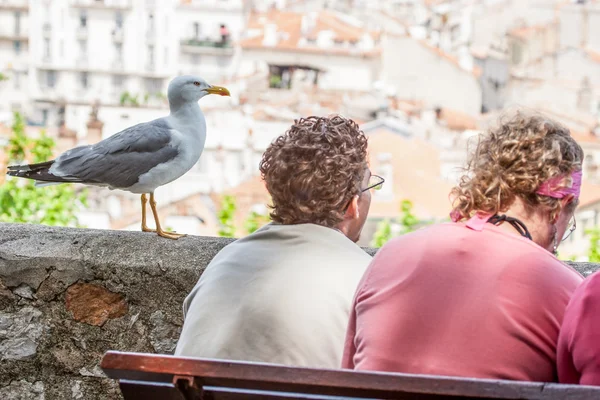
[
  {"xmin": 1, "ymin": 111, "xmax": 88, "ymax": 227},
  {"xmin": 217, "ymin": 195, "xmax": 237, "ymax": 238}
]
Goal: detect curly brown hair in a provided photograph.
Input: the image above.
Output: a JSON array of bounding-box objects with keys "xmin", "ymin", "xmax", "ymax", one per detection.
[
  {"xmin": 259, "ymin": 115, "xmax": 369, "ymax": 227},
  {"xmin": 450, "ymin": 111, "xmax": 584, "ymax": 222}
]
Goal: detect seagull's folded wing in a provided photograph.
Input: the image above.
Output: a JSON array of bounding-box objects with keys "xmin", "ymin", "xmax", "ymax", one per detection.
[{"xmin": 51, "ymin": 118, "xmax": 179, "ymax": 189}]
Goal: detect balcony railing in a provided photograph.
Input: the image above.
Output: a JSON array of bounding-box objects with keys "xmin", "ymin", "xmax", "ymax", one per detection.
[
  {"xmin": 0, "ymin": 0, "xmax": 28, "ymax": 11},
  {"xmin": 71, "ymin": 0, "xmax": 132, "ymax": 10},
  {"xmin": 178, "ymin": 0, "xmax": 243, "ymax": 12},
  {"xmin": 180, "ymin": 38, "xmax": 234, "ymax": 55},
  {"xmin": 0, "ymin": 30, "xmax": 28, "ymax": 41}
]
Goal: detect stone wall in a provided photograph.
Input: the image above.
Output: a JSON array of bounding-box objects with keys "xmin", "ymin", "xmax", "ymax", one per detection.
[{"xmin": 0, "ymin": 222, "xmax": 598, "ymax": 399}]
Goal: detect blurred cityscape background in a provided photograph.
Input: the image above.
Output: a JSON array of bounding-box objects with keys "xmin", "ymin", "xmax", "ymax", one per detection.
[{"xmin": 1, "ymin": 0, "xmax": 600, "ymax": 260}]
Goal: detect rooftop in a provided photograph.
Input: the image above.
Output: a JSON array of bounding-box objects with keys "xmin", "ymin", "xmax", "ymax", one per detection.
[{"xmin": 240, "ymin": 9, "xmax": 381, "ymax": 56}]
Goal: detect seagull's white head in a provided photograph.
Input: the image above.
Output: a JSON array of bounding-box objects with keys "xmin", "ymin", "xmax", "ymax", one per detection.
[{"xmin": 167, "ymin": 75, "xmax": 231, "ymax": 107}]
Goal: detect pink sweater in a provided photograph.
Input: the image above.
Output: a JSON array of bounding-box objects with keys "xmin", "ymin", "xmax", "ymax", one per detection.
[
  {"xmin": 557, "ymin": 271, "xmax": 600, "ymax": 385},
  {"xmin": 342, "ymin": 221, "xmax": 583, "ymax": 382}
]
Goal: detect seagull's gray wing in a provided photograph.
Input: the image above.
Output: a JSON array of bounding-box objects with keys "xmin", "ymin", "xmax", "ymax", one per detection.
[{"xmin": 52, "ymin": 118, "xmax": 179, "ymax": 189}]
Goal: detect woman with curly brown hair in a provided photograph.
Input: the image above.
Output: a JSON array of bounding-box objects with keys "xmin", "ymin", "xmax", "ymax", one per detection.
[
  {"xmin": 342, "ymin": 111, "xmax": 584, "ymax": 382},
  {"xmin": 176, "ymin": 115, "xmax": 383, "ymax": 368}
]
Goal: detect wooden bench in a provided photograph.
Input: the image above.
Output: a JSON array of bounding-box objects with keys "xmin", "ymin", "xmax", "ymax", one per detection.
[{"xmin": 100, "ymin": 351, "xmax": 600, "ymax": 400}]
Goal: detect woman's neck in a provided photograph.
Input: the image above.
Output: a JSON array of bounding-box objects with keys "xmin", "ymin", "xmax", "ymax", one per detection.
[{"xmin": 497, "ymin": 198, "xmax": 553, "ymax": 251}]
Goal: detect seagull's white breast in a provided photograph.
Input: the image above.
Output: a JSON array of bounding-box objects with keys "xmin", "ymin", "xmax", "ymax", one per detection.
[{"xmin": 127, "ymin": 129, "xmax": 203, "ymax": 194}]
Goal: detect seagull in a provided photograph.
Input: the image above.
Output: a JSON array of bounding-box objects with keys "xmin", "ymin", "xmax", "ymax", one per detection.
[{"xmin": 6, "ymin": 75, "xmax": 230, "ymax": 239}]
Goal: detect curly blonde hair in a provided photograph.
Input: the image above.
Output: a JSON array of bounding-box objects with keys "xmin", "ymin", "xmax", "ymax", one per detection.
[
  {"xmin": 450, "ymin": 111, "xmax": 584, "ymax": 222},
  {"xmin": 259, "ymin": 115, "xmax": 368, "ymax": 227}
]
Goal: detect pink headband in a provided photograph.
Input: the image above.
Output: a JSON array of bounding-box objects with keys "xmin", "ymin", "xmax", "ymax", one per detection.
[
  {"xmin": 450, "ymin": 170, "xmax": 582, "ymax": 223},
  {"xmin": 536, "ymin": 170, "xmax": 582, "ymax": 199}
]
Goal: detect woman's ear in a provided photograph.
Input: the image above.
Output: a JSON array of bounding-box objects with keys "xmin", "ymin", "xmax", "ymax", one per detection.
[
  {"xmin": 560, "ymin": 194, "xmax": 575, "ymax": 209},
  {"xmin": 551, "ymin": 194, "xmax": 576, "ymax": 224}
]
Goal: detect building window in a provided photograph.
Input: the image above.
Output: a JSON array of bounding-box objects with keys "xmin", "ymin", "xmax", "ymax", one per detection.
[
  {"xmin": 78, "ymin": 39, "xmax": 87, "ymax": 59},
  {"xmin": 13, "ymin": 41, "xmax": 21, "ymax": 55},
  {"xmin": 115, "ymin": 11, "xmax": 123, "ymax": 29},
  {"xmin": 80, "ymin": 72, "xmax": 88, "ymax": 89},
  {"xmin": 46, "ymin": 71, "xmax": 56, "ymax": 88},
  {"xmin": 147, "ymin": 45, "xmax": 154, "ymax": 67},
  {"xmin": 43, "ymin": 39, "xmax": 51, "ymax": 59},
  {"xmin": 114, "ymin": 43, "xmax": 123, "ymax": 62},
  {"xmin": 148, "ymin": 13, "xmax": 154, "ymax": 30},
  {"xmin": 193, "ymin": 22, "xmax": 201, "ymax": 38},
  {"xmin": 42, "ymin": 109, "xmax": 48, "ymax": 125},
  {"xmin": 144, "ymin": 78, "xmax": 162, "ymax": 94},
  {"xmin": 80, "ymin": 12, "xmax": 87, "ymax": 28},
  {"xmin": 112, "ymin": 74, "xmax": 124, "ymax": 89},
  {"xmin": 13, "ymin": 72, "xmax": 20, "ymax": 89},
  {"xmin": 14, "ymin": 11, "xmax": 21, "ymax": 35},
  {"xmin": 510, "ymin": 41, "xmax": 523, "ymax": 65}
]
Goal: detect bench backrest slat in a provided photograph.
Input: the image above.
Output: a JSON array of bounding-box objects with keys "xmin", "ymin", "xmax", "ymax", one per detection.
[{"xmin": 101, "ymin": 351, "xmax": 600, "ymax": 400}]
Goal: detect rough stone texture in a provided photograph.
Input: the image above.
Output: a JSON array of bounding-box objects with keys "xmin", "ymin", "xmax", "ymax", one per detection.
[
  {"xmin": 0, "ymin": 222, "xmax": 598, "ymax": 399},
  {"xmin": 0, "ymin": 222, "xmax": 233, "ymax": 400}
]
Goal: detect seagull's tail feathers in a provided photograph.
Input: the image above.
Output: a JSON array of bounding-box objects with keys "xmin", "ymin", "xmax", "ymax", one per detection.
[{"xmin": 6, "ymin": 160, "xmax": 81, "ymax": 185}]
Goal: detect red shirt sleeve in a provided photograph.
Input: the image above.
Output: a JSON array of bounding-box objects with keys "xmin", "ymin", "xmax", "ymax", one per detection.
[{"xmin": 557, "ymin": 271, "xmax": 600, "ymax": 386}]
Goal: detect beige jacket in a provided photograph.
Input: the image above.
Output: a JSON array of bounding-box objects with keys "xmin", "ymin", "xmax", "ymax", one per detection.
[{"xmin": 174, "ymin": 223, "xmax": 371, "ymax": 368}]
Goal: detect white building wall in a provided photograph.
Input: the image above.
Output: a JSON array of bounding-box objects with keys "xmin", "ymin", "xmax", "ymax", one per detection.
[
  {"xmin": 381, "ymin": 35, "xmax": 482, "ymax": 116},
  {"xmin": 559, "ymin": 4, "xmax": 585, "ymax": 50},
  {"xmin": 0, "ymin": 2, "xmax": 29, "ymax": 115},
  {"xmin": 505, "ymin": 79, "xmax": 580, "ymax": 114},
  {"xmin": 0, "ymin": 0, "xmax": 247, "ymax": 126},
  {"xmin": 556, "ymin": 49, "xmax": 600, "ymax": 88}
]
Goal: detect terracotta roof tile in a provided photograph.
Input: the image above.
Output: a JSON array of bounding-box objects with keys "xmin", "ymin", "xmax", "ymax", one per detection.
[
  {"xmin": 586, "ymin": 48, "xmax": 600, "ymax": 64},
  {"xmin": 436, "ymin": 108, "xmax": 478, "ymax": 131},
  {"xmin": 241, "ymin": 10, "xmax": 379, "ymax": 57},
  {"xmin": 508, "ymin": 22, "xmax": 556, "ymax": 40}
]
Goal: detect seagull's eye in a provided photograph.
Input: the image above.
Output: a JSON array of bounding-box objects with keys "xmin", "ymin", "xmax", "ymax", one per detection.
[{"xmin": 193, "ymin": 81, "xmax": 201, "ymax": 86}]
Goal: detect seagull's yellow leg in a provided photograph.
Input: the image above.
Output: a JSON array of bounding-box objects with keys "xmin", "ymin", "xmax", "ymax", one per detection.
[
  {"xmin": 149, "ymin": 193, "xmax": 187, "ymax": 240},
  {"xmin": 141, "ymin": 194, "xmax": 156, "ymax": 232}
]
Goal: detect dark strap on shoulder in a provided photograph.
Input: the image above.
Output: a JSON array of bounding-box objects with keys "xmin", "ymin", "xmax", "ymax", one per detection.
[{"xmin": 487, "ymin": 214, "xmax": 533, "ymax": 240}]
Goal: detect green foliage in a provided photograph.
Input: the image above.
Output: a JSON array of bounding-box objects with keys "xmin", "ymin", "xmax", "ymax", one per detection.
[
  {"xmin": 370, "ymin": 199, "xmax": 424, "ymax": 247},
  {"xmin": 244, "ymin": 210, "xmax": 270, "ymax": 235},
  {"xmin": 0, "ymin": 112, "xmax": 88, "ymax": 226},
  {"xmin": 120, "ymin": 91, "xmax": 167, "ymax": 107},
  {"xmin": 119, "ymin": 91, "xmax": 140, "ymax": 107},
  {"xmin": 0, "ymin": 72, "xmax": 7, "ymax": 81},
  {"xmin": 371, "ymin": 219, "xmax": 392, "ymax": 248},
  {"xmin": 586, "ymin": 228, "xmax": 600, "ymax": 263},
  {"xmin": 398, "ymin": 199, "xmax": 420, "ymax": 234},
  {"xmin": 217, "ymin": 195, "xmax": 237, "ymax": 238}
]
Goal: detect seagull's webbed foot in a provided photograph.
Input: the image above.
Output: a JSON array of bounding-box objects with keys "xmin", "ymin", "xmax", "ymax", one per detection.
[
  {"xmin": 156, "ymin": 230, "xmax": 187, "ymax": 240},
  {"xmin": 148, "ymin": 193, "xmax": 187, "ymax": 240}
]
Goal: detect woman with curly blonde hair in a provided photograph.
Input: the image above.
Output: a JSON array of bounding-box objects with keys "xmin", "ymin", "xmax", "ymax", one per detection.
[{"xmin": 342, "ymin": 111, "xmax": 584, "ymax": 382}]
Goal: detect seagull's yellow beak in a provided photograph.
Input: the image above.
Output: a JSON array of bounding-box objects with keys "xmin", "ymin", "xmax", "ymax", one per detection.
[{"xmin": 204, "ymin": 86, "xmax": 231, "ymax": 97}]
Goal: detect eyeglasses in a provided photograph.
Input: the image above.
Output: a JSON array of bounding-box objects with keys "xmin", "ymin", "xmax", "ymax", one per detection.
[
  {"xmin": 562, "ymin": 216, "xmax": 576, "ymax": 242},
  {"xmin": 362, "ymin": 174, "xmax": 385, "ymax": 192}
]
